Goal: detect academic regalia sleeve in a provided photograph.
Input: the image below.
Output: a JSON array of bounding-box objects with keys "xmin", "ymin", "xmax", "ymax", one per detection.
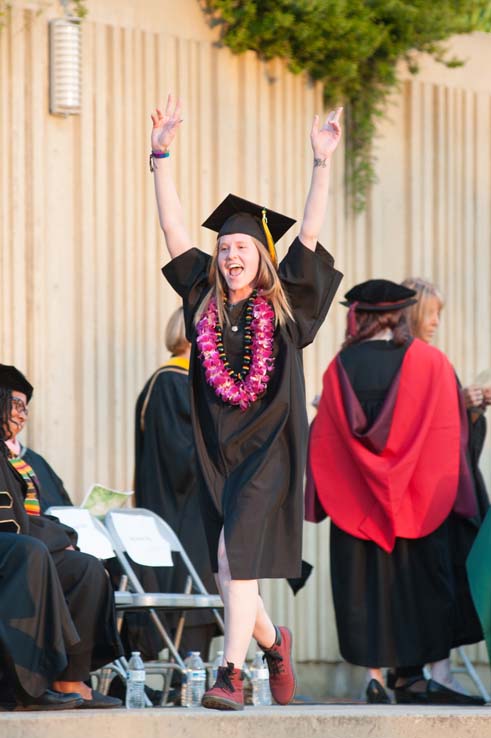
[
  {"xmin": 162, "ymin": 248, "xmax": 212, "ymax": 341},
  {"xmin": 22, "ymin": 447, "xmax": 73, "ymax": 512},
  {"xmin": 467, "ymin": 413, "xmax": 490, "ymax": 520},
  {"xmin": 135, "ymin": 370, "xmax": 197, "ymax": 515},
  {"xmin": 279, "ymin": 237, "xmax": 343, "ymax": 348},
  {"xmin": 28, "ymin": 515, "xmax": 78, "ymax": 553},
  {"xmin": 0, "ymin": 446, "xmax": 30, "ymax": 534}
]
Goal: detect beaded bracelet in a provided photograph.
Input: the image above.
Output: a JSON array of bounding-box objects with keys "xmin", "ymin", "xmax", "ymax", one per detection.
[{"xmin": 149, "ymin": 150, "xmax": 170, "ymax": 172}]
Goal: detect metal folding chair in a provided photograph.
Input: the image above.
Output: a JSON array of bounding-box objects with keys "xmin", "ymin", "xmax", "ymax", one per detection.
[{"xmin": 104, "ymin": 508, "xmax": 224, "ymax": 704}]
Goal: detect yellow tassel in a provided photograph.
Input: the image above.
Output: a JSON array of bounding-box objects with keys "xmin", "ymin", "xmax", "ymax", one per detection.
[{"xmin": 261, "ymin": 208, "xmax": 277, "ymax": 267}]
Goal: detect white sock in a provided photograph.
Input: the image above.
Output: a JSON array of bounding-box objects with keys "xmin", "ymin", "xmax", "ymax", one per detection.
[{"xmin": 430, "ymin": 658, "xmax": 469, "ymax": 695}]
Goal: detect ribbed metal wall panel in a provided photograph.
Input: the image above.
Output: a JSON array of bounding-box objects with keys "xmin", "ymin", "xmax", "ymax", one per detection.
[{"xmin": 1, "ymin": 4, "xmax": 490, "ymax": 665}]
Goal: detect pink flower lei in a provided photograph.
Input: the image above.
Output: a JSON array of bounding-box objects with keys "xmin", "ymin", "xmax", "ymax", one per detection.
[{"xmin": 196, "ymin": 292, "xmax": 276, "ymax": 411}]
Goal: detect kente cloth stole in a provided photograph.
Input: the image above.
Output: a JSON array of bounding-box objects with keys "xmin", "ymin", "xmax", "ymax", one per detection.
[{"xmin": 8, "ymin": 454, "xmax": 41, "ymax": 516}]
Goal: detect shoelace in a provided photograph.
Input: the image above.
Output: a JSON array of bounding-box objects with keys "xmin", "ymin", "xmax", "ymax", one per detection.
[
  {"xmin": 263, "ymin": 649, "xmax": 285, "ymax": 676},
  {"xmin": 215, "ymin": 666, "xmax": 235, "ymax": 692}
]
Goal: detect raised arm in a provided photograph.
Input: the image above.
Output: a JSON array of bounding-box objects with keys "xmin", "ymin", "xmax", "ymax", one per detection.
[
  {"xmin": 299, "ymin": 108, "xmax": 343, "ymax": 251},
  {"xmin": 151, "ymin": 95, "xmax": 193, "ymax": 259}
]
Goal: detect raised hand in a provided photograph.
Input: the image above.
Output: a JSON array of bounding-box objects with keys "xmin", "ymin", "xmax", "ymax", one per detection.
[
  {"xmin": 151, "ymin": 94, "xmax": 183, "ymax": 153},
  {"xmin": 310, "ymin": 107, "xmax": 343, "ymax": 162}
]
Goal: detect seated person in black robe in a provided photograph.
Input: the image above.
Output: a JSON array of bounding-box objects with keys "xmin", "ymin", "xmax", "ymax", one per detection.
[
  {"xmin": 0, "ymin": 365, "xmax": 122, "ymax": 708},
  {"xmin": 0, "ymin": 532, "xmax": 83, "ymax": 711}
]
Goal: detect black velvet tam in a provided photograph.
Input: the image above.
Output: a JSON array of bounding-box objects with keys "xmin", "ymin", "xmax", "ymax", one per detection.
[
  {"xmin": 341, "ymin": 279, "xmax": 417, "ymax": 312},
  {"xmin": 0, "ymin": 364, "xmax": 33, "ymax": 402},
  {"xmin": 202, "ymin": 193, "xmax": 296, "ymax": 247}
]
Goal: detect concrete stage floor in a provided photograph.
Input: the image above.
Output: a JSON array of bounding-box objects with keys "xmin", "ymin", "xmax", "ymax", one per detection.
[{"xmin": 1, "ymin": 704, "xmax": 491, "ymax": 738}]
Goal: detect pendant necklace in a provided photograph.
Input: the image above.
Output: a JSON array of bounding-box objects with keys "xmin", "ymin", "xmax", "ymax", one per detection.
[{"xmin": 228, "ymin": 298, "xmax": 248, "ymax": 332}]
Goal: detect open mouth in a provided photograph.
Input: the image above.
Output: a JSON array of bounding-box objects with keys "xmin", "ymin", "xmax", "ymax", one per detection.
[{"xmin": 227, "ymin": 264, "xmax": 244, "ymax": 278}]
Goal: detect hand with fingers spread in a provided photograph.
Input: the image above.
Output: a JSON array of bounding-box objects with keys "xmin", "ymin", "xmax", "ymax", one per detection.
[
  {"xmin": 311, "ymin": 108, "xmax": 343, "ymax": 163},
  {"xmin": 151, "ymin": 93, "xmax": 183, "ymax": 153}
]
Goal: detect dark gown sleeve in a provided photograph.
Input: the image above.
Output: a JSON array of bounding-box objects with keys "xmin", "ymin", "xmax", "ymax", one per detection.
[
  {"xmin": 28, "ymin": 515, "xmax": 77, "ymax": 554},
  {"xmin": 134, "ymin": 369, "xmax": 197, "ymax": 515},
  {"xmin": 22, "ymin": 447, "xmax": 73, "ymax": 512},
  {"xmin": 0, "ymin": 450, "xmax": 30, "ymax": 534},
  {"xmin": 467, "ymin": 413, "xmax": 490, "ymax": 520},
  {"xmin": 162, "ymin": 248, "xmax": 212, "ymax": 341},
  {"xmin": 278, "ymin": 236, "xmax": 343, "ymax": 349}
]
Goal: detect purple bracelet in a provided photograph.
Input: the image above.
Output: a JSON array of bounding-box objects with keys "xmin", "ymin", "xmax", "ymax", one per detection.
[{"xmin": 149, "ymin": 150, "xmax": 170, "ymax": 172}]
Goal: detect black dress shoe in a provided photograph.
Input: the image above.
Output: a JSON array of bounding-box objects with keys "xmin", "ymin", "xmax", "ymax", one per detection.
[
  {"xmin": 79, "ymin": 689, "xmax": 122, "ymax": 709},
  {"xmin": 17, "ymin": 689, "xmax": 83, "ymax": 711},
  {"xmin": 426, "ymin": 679, "xmax": 486, "ymax": 706},
  {"xmin": 394, "ymin": 676, "xmax": 429, "ymax": 705},
  {"xmin": 366, "ymin": 679, "xmax": 391, "ymax": 704}
]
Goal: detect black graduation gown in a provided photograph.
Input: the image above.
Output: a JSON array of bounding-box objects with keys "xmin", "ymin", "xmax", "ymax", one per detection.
[
  {"xmin": 0, "ymin": 532, "xmax": 80, "ymax": 700},
  {"xmin": 20, "ymin": 446, "xmax": 73, "ymax": 511},
  {"xmin": 329, "ymin": 340, "xmax": 483, "ymax": 668},
  {"xmin": 134, "ymin": 361, "xmax": 219, "ymax": 628},
  {"xmin": 163, "ymin": 237, "xmax": 342, "ymax": 579},
  {"xmin": 0, "ymin": 443, "xmax": 122, "ymax": 681}
]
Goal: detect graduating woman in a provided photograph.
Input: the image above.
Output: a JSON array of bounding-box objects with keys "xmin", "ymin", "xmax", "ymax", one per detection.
[
  {"xmin": 307, "ymin": 280, "xmax": 485, "ymax": 706},
  {"xmin": 150, "ymin": 95, "xmax": 343, "ymax": 710}
]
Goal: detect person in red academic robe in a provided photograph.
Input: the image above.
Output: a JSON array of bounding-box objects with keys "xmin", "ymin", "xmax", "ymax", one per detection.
[{"xmin": 307, "ymin": 279, "xmax": 485, "ymax": 706}]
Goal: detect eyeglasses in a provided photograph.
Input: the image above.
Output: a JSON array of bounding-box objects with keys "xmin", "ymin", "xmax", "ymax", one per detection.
[{"xmin": 11, "ymin": 397, "xmax": 29, "ymax": 417}]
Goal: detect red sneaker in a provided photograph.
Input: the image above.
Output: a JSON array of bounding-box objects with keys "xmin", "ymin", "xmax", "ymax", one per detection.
[
  {"xmin": 201, "ymin": 663, "xmax": 245, "ymax": 711},
  {"xmin": 261, "ymin": 626, "xmax": 296, "ymax": 705}
]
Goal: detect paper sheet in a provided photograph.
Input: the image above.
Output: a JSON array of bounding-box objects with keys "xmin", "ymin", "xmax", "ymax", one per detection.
[
  {"xmin": 111, "ymin": 513, "xmax": 173, "ymax": 567},
  {"xmin": 54, "ymin": 507, "xmax": 115, "ymax": 560}
]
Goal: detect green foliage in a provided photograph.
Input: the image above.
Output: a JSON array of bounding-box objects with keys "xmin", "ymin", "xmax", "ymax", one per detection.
[
  {"xmin": 0, "ymin": 1, "xmax": 88, "ymax": 31},
  {"xmin": 202, "ymin": 0, "xmax": 491, "ymax": 211},
  {"xmin": 69, "ymin": 0, "xmax": 88, "ymax": 19}
]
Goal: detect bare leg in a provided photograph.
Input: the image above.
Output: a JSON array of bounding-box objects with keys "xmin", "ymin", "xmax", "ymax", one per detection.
[
  {"xmin": 217, "ymin": 529, "xmax": 275, "ymax": 667},
  {"xmin": 368, "ymin": 667, "xmax": 385, "ymax": 685},
  {"xmin": 253, "ymin": 593, "xmax": 276, "ymax": 649},
  {"xmin": 52, "ymin": 681, "xmax": 92, "ymax": 699}
]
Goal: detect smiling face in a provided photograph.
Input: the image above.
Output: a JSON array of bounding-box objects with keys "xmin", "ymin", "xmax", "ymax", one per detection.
[
  {"xmin": 7, "ymin": 390, "xmax": 29, "ymax": 440},
  {"xmin": 217, "ymin": 233, "xmax": 260, "ymax": 302},
  {"xmin": 418, "ymin": 296, "xmax": 441, "ymax": 343}
]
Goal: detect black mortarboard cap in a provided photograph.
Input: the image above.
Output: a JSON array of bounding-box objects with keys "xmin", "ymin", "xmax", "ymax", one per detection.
[
  {"xmin": 341, "ymin": 279, "xmax": 417, "ymax": 312},
  {"xmin": 202, "ymin": 193, "xmax": 296, "ymax": 266},
  {"xmin": 0, "ymin": 364, "xmax": 33, "ymax": 402}
]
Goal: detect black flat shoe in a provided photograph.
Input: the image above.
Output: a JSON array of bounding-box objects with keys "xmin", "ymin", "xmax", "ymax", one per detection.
[
  {"xmin": 394, "ymin": 676, "xmax": 429, "ymax": 705},
  {"xmin": 426, "ymin": 679, "xmax": 486, "ymax": 706},
  {"xmin": 79, "ymin": 689, "xmax": 122, "ymax": 709},
  {"xmin": 17, "ymin": 689, "xmax": 83, "ymax": 711},
  {"xmin": 366, "ymin": 679, "xmax": 391, "ymax": 704}
]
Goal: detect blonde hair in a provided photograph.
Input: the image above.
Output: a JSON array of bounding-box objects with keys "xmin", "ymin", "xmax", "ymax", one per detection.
[
  {"xmin": 194, "ymin": 236, "xmax": 293, "ymax": 327},
  {"xmin": 165, "ymin": 306, "xmax": 189, "ymax": 356},
  {"xmin": 401, "ymin": 277, "xmax": 444, "ymax": 339}
]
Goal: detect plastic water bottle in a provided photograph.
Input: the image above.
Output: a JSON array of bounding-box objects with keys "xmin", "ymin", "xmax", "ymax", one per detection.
[
  {"xmin": 182, "ymin": 651, "xmax": 206, "ymax": 707},
  {"xmin": 250, "ymin": 651, "xmax": 272, "ymax": 706},
  {"xmin": 126, "ymin": 651, "xmax": 146, "ymax": 709},
  {"xmin": 211, "ymin": 650, "xmax": 224, "ymax": 685}
]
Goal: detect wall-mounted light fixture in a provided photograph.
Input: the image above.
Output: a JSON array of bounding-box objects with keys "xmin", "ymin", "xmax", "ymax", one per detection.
[{"xmin": 49, "ymin": 5, "xmax": 82, "ymax": 116}]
